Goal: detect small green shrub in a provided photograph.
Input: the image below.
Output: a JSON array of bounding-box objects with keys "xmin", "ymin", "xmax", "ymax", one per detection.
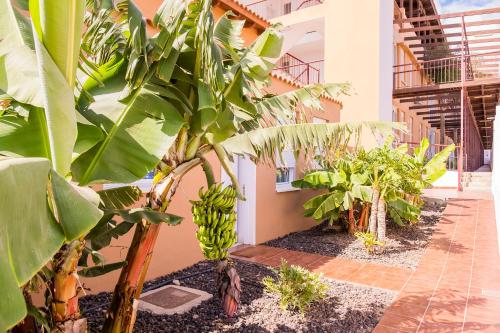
[
  {"xmin": 355, "ymin": 231, "xmax": 385, "ymax": 254},
  {"xmin": 262, "ymin": 259, "xmax": 329, "ymax": 313}
]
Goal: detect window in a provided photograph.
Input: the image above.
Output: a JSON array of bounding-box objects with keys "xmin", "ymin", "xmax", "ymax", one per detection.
[
  {"xmin": 419, "ymin": 123, "xmax": 423, "ymax": 141},
  {"xmin": 275, "ymin": 150, "xmax": 298, "ymax": 192},
  {"xmin": 283, "ymin": 2, "xmax": 291, "ymax": 14}
]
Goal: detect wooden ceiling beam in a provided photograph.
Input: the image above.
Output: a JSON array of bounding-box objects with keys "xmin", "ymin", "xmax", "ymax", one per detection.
[
  {"xmin": 410, "ymin": 37, "xmax": 500, "ymax": 49},
  {"xmin": 405, "ymin": 28, "xmax": 500, "ymax": 42}
]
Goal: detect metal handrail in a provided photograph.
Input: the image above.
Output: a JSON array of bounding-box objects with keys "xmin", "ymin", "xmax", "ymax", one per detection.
[{"xmin": 272, "ymin": 53, "xmax": 323, "ymax": 85}]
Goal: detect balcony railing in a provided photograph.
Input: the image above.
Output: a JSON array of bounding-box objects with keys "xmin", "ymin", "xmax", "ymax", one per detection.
[
  {"xmin": 246, "ymin": 0, "xmax": 323, "ymax": 20},
  {"xmin": 393, "ymin": 52, "xmax": 500, "ymax": 90},
  {"xmin": 273, "ymin": 53, "xmax": 322, "ymax": 85}
]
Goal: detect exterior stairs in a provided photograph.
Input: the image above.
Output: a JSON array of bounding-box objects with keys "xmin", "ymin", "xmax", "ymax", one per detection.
[{"xmin": 462, "ymin": 171, "xmax": 492, "ymax": 192}]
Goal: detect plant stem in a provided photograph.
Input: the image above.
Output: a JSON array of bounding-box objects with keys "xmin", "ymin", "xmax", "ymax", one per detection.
[
  {"xmin": 368, "ymin": 187, "xmax": 379, "ymax": 235},
  {"xmin": 52, "ymin": 240, "xmax": 85, "ymax": 332},
  {"xmin": 102, "ymin": 158, "xmax": 201, "ymax": 333},
  {"xmin": 347, "ymin": 207, "xmax": 356, "ymax": 235},
  {"xmin": 200, "ymin": 156, "xmax": 215, "ymax": 187},
  {"xmin": 376, "ymin": 197, "xmax": 386, "ymax": 246}
]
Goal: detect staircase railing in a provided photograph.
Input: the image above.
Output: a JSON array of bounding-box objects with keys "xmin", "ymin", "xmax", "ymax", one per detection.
[{"xmin": 273, "ymin": 53, "xmax": 322, "ymax": 85}]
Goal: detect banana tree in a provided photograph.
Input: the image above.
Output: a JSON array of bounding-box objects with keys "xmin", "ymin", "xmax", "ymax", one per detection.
[
  {"xmin": 292, "ymin": 155, "xmax": 373, "ymax": 234},
  {"xmin": 366, "ymin": 137, "xmax": 455, "ymax": 248},
  {"xmin": 0, "ymin": 0, "xmax": 104, "ymax": 331},
  {"xmin": 92, "ymin": 1, "xmax": 399, "ymax": 332},
  {"xmin": 0, "ymin": 0, "xmax": 184, "ymax": 331}
]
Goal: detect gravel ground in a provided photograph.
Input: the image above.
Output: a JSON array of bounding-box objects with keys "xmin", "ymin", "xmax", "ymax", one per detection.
[
  {"xmin": 264, "ymin": 199, "xmax": 446, "ymax": 270},
  {"xmin": 81, "ymin": 260, "xmax": 396, "ymax": 332}
]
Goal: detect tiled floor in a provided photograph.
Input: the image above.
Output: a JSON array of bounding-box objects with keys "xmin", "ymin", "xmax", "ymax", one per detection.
[
  {"xmin": 231, "ymin": 245, "xmax": 413, "ymax": 292},
  {"xmin": 231, "ymin": 192, "xmax": 500, "ymax": 333},
  {"xmin": 374, "ymin": 197, "xmax": 500, "ymax": 333}
]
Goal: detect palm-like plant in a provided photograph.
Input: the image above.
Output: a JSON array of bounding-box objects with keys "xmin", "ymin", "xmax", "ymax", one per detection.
[{"xmin": 366, "ymin": 137, "xmax": 455, "ymax": 249}]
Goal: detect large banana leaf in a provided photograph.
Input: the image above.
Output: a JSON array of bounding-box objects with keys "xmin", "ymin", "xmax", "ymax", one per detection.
[
  {"xmin": 0, "ymin": 157, "xmax": 103, "ymax": 331},
  {"xmin": 2, "ymin": 0, "xmax": 87, "ymax": 176},
  {"xmin": 72, "ymin": 85, "xmax": 185, "ymax": 185},
  {"xmin": 220, "ymin": 122, "xmax": 398, "ymax": 161},
  {"xmin": 0, "ymin": 0, "xmax": 42, "ymax": 106},
  {"xmin": 423, "ymin": 143, "xmax": 456, "ymax": 183}
]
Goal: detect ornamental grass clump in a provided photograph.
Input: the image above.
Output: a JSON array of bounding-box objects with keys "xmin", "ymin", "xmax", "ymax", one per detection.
[{"xmin": 262, "ymin": 259, "xmax": 329, "ymax": 313}]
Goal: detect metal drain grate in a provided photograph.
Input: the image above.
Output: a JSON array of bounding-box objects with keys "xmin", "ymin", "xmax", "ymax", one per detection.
[{"xmin": 139, "ymin": 285, "xmax": 212, "ymax": 315}]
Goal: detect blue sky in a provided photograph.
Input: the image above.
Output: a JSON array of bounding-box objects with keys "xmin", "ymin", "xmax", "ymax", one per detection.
[{"xmin": 437, "ymin": 0, "xmax": 500, "ymax": 13}]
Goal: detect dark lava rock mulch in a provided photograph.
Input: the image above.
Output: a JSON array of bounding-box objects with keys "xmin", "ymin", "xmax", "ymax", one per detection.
[
  {"xmin": 264, "ymin": 199, "xmax": 447, "ymax": 270},
  {"xmin": 81, "ymin": 260, "xmax": 396, "ymax": 332}
]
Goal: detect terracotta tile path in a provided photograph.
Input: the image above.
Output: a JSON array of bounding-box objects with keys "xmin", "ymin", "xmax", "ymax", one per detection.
[{"xmin": 230, "ymin": 195, "xmax": 500, "ymax": 332}]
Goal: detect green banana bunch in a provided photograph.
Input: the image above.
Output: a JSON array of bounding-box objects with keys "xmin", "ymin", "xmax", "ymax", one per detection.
[{"xmin": 191, "ymin": 183, "xmax": 238, "ymax": 260}]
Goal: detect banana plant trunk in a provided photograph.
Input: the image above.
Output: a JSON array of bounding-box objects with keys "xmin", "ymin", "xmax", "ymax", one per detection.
[
  {"xmin": 52, "ymin": 240, "xmax": 87, "ymax": 333},
  {"xmin": 102, "ymin": 158, "xmax": 201, "ymax": 333},
  {"xmin": 376, "ymin": 197, "xmax": 386, "ymax": 246},
  {"xmin": 368, "ymin": 188, "xmax": 379, "ymax": 235},
  {"xmin": 347, "ymin": 206, "xmax": 356, "ymax": 235},
  {"xmin": 358, "ymin": 203, "xmax": 370, "ymax": 232}
]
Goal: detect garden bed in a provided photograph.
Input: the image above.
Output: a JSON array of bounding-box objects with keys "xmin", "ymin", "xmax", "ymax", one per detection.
[
  {"xmin": 81, "ymin": 260, "xmax": 396, "ymax": 332},
  {"xmin": 264, "ymin": 198, "xmax": 446, "ymax": 270}
]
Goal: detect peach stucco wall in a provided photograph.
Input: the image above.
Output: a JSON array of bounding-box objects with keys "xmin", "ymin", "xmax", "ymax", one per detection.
[
  {"xmin": 254, "ymin": 79, "xmax": 341, "ymax": 244},
  {"xmin": 80, "ymin": 0, "xmax": 342, "ymax": 293}
]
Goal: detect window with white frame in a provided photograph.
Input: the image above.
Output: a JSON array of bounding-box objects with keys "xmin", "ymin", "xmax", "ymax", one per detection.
[{"xmin": 275, "ymin": 149, "xmax": 297, "ymax": 192}]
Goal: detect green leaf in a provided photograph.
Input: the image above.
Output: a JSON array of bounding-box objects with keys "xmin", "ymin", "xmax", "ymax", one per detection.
[
  {"xmin": 214, "ymin": 12, "xmax": 244, "ymax": 52},
  {"xmin": 220, "ymin": 122, "xmax": 398, "ymax": 162},
  {"xmin": 50, "ymin": 170, "xmax": 103, "ymax": 241},
  {"xmin": 78, "ymin": 261, "xmax": 126, "ymax": 277},
  {"xmin": 351, "ymin": 184, "xmax": 373, "ymax": 202},
  {"xmin": 388, "ymin": 198, "xmax": 421, "ymax": 225},
  {"xmin": 72, "ymin": 87, "xmax": 186, "ymax": 185},
  {"xmin": 350, "ymin": 172, "xmax": 368, "ymax": 186},
  {"xmin": 303, "ymin": 170, "xmax": 346, "ymax": 188},
  {"xmin": 0, "ymin": 109, "xmax": 50, "ymax": 158},
  {"xmin": 0, "ymin": 158, "xmax": 66, "ymax": 331},
  {"xmin": 98, "ymin": 186, "xmax": 142, "ymax": 210},
  {"xmin": 114, "ymin": 207, "xmax": 183, "ymax": 225},
  {"xmin": 414, "ymin": 138, "xmax": 429, "ymax": 164},
  {"xmin": 29, "ymin": 0, "xmax": 85, "ymax": 87},
  {"xmin": 88, "ymin": 220, "xmax": 134, "ymax": 251},
  {"xmin": 313, "ymin": 192, "xmax": 344, "ymax": 220},
  {"xmin": 74, "ymin": 123, "xmax": 104, "ymax": 155},
  {"xmin": 424, "ymin": 144, "xmax": 455, "ymax": 183},
  {"xmin": 250, "ymin": 28, "xmax": 283, "ymax": 59},
  {"xmin": 0, "ymin": 44, "xmax": 43, "ymax": 107},
  {"xmin": 28, "ymin": 0, "xmax": 86, "ymax": 175}
]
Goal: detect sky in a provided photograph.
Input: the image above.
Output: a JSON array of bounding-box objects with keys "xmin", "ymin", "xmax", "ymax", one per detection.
[
  {"xmin": 436, "ymin": 0, "xmax": 500, "ymax": 13},
  {"xmin": 433, "ymin": 0, "xmax": 500, "ymax": 50}
]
